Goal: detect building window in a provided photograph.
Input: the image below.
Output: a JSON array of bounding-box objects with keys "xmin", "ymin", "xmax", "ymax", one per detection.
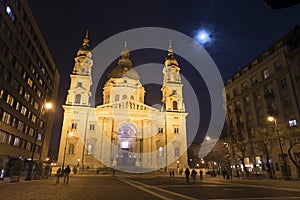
[
  {"xmin": 158, "ymin": 146, "xmax": 163, "ymax": 157},
  {"xmin": 2, "ymin": 111, "xmax": 11, "ymax": 124},
  {"xmin": 280, "ymin": 78, "xmax": 287, "ymax": 88},
  {"xmin": 37, "ymin": 133, "xmax": 42, "ymax": 141},
  {"xmin": 122, "ymin": 95, "xmax": 127, "ymax": 100},
  {"xmin": 68, "ymin": 144, "xmax": 74, "ymax": 154},
  {"xmin": 158, "ymin": 127, "xmax": 163, "ymax": 133},
  {"xmin": 20, "ymin": 106, "xmax": 27, "ymax": 116},
  {"xmin": 13, "ymin": 137, "xmax": 20, "ymax": 147},
  {"xmin": 27, "ymin": 78, "xmax": 33, "ymax": 87},
  {"xmin": 175, "ymin": 147, "xmax": 180, "ymax": 157},
  {"xmin": 6, "ymin": 94, "xmax": 14, "ymax": 106},
  {"xmin": 130, "ymin": 95, "xmax": 134, "ymax": 100},
  {"xmin": 173, "ymin": 101, "xmax": 178, "ymax": 110},
  {"xmin": 115, "ymin": 94, "xmax": 119, "ymax": 101},
  {"xmin": 241, "ymin": 82, "xmax": 247, "ymax": 90},
  {"xmin": 71, "ymin": 123, "xmax": 77, "ymax": 129},
  {"xmin": 90, "ymin": 124, "xmax": 95, "ymax": 130},
  {"xmin": 262, "ymin": 69, "xmax": 270, "ymax": 79},
  {"xmin": 87, "ymin": 144, "xmax": 93, "ymax": 155},
  {"xmin": 174, "ymin": 127, "xmax": 179, "ymax": 134},
  {"xmin": 5, "ymin": 6, "xmax": 15, "ymax": 22},
  {"xmin": 233, "ymin": 88, "xmax": 238, "ymax": 96},
  {"xmin": 75, "ymin": 94, "xmax": 81, "ymax": 104},
  {"xmin": 244, "ymin": 96, "xmax": 250, "ymax": 106},
  {"xmin": 0, "ymin": 131, "xmax": 8, "ymax": 144},
  {"xmin": 289, "ymin": 119, "xmax": 297, "ymax": 127}
]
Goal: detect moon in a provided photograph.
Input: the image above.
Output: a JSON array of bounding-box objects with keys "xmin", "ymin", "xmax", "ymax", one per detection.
[{"xmin": 195, "ymin": 29, "xmax": 211, "ymax": 45}]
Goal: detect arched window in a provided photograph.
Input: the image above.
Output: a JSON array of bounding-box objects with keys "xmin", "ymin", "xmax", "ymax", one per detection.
[
  {"xmin": 115, "ymin": 94, "xmax": 119, "ymax": 101},
  {"xmin": 68, "ymin": 144, "xmax": 74, "ymax": 154},
  {"xmin": 173, "ymin": 101, "xmax": 178, "ymax": 110},
  {"xmin": 130, "ymin": 95, "xmax": 134, "ymax": 100},
  {"xmin": 75, "ymin": 94, "xmax": 81, "ymax": 104},
  {"xmin": 122, "ymin": 95, "xmax": 127, "ymax": 100},
  {"xmin": 87, "ymin": 144, "xmax": 93, "ymax": 155},
  {"xmin": 158, "ymin": 146, "xmax": 163, "ymax": 157}
]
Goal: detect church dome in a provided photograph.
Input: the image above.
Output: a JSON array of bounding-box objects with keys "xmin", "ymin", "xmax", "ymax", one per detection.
[
  {"xmin": 109, "ymin": 64, "xmax": 140, "ymax": 80},
  {"xmin": 108, "ymin": 44, "xmax": 140, "ymax": 80}
]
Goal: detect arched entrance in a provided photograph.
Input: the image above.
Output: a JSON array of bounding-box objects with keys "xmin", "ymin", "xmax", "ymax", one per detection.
[{"xmin": 117, "ymin": 124, "xmax": 137, "ymax": 166}]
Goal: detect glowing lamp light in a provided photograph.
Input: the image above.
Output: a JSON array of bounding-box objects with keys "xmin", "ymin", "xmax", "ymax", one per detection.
[
  {"xmin": 44, "ymin": 102, "xmax": 53, "ymax": 109},
  {"xmin": 267, "ymin": 116, "xmax": 274, "ymax": 122}
]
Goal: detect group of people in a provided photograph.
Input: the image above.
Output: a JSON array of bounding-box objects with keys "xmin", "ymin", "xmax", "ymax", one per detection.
[
  {"xmin": 184, "ymin": 167, "xmax": 203, "ymax": 183},
  {"xmin": 56, "ymin": 165, "xmax": 71, "ymax": 184}
]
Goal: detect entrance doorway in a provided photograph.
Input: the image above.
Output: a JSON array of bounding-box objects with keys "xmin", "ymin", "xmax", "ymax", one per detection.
[{"xmin": 117, "ymin": 124, "xmax": 137, "ymax": 166}]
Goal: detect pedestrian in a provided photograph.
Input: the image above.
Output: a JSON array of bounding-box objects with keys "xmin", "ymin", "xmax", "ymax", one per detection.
[
  {"xmin": 191, "ymin": 168, "xmax": 197, "ymax": 183},
  {"xmin": 169, "ymin": 171, "xmax": 172, "ymax": 177},
  {"xmin": 200, "ymin": 170, "xmax": 203, "ymax": 180},
  {"xmin": 172, "ymin": 170, "xmax": 175, "ymax": 178},
  {"xmin": 184, "ymin": 167, "xmax": 190, "ymax": 183},
  {"xmin": 56, "ymin": 168, "xmax": 61, "ymax": 184},
  {"xmin": 63, "ymin": 165, "xmax": 71, "ymax": 184}
]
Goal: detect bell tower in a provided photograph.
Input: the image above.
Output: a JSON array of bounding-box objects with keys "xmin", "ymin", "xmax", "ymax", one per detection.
[
  {"xmin": 66, "ymin": 31, "xmax": 93, "ymax": 106},
  {"xmin": 161, "ymin": 42, "xmax": 185, "ymax": 112}
]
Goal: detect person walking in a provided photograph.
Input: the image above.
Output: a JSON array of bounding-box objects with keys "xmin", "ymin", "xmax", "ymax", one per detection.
[
  {"xmin": 191, "ymin": 168, "xmax": 197, "ymax": 183},
  {"xmin": 63, "ymin": 165, "xmax": 71, "ymax": 184},
  {"xmin": 200, "ymin": 170, "xmax": 203, "ymax": 180},
  {"xmin": 184, "ymin": 167, "xmax": 190, "ymax": 183},
  {"xmin": 56, "ymin": 168, "xmax": 61, "ymax": 184}
]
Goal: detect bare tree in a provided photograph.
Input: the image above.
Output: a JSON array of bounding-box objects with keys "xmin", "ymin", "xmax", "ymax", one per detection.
[{"xmin": 252, "ymin": 127, "xmax": 276, "ymax": 179}]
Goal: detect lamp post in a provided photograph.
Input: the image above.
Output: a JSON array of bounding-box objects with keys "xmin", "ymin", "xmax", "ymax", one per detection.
[
  {"xmin": 205, "ymin": 136, "xmax": 216, "ymax": 176},
  {"xmin": 267, "ymin": 116, "xmax": 290, "ymax": 180},
  {"xmin": 25, "ymin": 102, "xmax": 53, "ymax": 181},
  {"xmin": 62, "ymin": 128, "xmax": 73, "ymax": 171}
]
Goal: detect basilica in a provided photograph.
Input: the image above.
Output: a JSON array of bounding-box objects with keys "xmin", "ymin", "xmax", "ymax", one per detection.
[{"xmin": 57, "ymin": 32, "xmax": 188, "ymax": 172}]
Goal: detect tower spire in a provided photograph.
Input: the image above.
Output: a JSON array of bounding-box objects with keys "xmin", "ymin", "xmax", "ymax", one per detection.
[{"xmin": 81, "ymin": 30, "xmax": 90, "ymax": 50}]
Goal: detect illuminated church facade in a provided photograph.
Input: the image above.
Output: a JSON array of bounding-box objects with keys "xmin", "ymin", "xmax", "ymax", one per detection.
[{"xmin": 57, "ymin": 33, "xmax": 188, "ymax": 172}]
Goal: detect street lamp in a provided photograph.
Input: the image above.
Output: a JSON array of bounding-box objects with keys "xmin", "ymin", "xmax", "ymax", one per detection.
[
  {"xmin": 205, "ymin": 136, "xmax": 216, "ymax": 176},
  {"xmin": 267, "ymin": 116, "xmax": 290, "ymax": 180},
  {"xmin": 62, "ymin": 128, "xmax": 73, "ymax": 171},
  {"xmin": 77, "ymin": 159, "xmax": 80, "ymax": 167},
  {"xmin": 25, "ymin": 102, "xmax": 53, "ymax": 181}
]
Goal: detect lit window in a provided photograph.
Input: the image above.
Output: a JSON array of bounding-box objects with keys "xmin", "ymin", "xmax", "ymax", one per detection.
[
  {"xmin": 158, "ymin": 146, "xmax": 163, "ymax": 157},
  {"xmin": 289, "ymin": 119, "xmax": 297, "ymax": 127},
  {"xmin": 175, "ymin": 147, "xmax": 180, "ymax": 157},
  {"xmin": 37, "ymin": 133, "xmax": 42, "ymax": 141},
  {"xmin": 262, "ymin": 69, "xmax": 270, "ymax": 79},
  {"xmin": 27, "ymin": 78, "xmax": 33, "ymax": 87},
  {"xmin": 20, "ymin": 106, "xmax": 27, "ymax": 115},
  {"xmin": 121, "ymin": 141, "xmax": 129, "ymax": 149},
  {"xmin": 68, "ymin": 144, "xmax": 74, "ymax": 154},
  {"xmin": 14, "ymin": 137, "xmax": 20, "ymax": 147},
  {"xmin": 31, "ymin": 114, "xmax": 36, "ymax": 123},
  {"xmin": 87, "ymin": 144, "xmax": 93, "ymax": 155},
  {"xmin": 6, "ymin": 94, "xmax": 14, "ymax": 106},
  {"xmin": 6, "ymin": 6, "xmax": 15, "ymax": 21}
]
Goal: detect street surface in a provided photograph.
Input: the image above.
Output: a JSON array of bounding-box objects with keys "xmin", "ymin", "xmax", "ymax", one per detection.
[{"xmin": 0, "ymin": 173, "xmax": 300, "ymax": 200}]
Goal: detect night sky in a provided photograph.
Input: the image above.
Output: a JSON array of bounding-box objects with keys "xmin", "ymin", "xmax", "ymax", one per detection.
[{"xmin": 27, "ymin": 0, "xmax": 300, "ymax": 150}]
